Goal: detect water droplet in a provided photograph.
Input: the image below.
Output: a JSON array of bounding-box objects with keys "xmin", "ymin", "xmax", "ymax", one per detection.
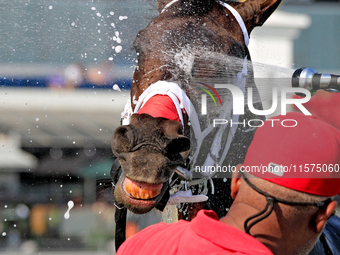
[
  {"xmin": 64, "ymin": 200, "xmax": 74, "ymax": 219},
  {"xmin": 2, "ymin": 232, "xmax": 6, "ymax": 237},
  {"xmin": 91, "ymin": 7, "xmax": 96, "ymax": 11},
  {"xmin": 115, "ymin": 46, "xmax": 122, "ymax": 53},
  {"xmin": 119, "ymin": 16, "xmax": 128, "ymax": 20},
  {"xmin": 73, "ymin": 141, "xmax": 75, "ymax": 144},
  {"xmin": 113, "ymin": 84, "xmax": 121, "ymax": 92},
  {"xmin": 110, "ymin": 11, "xmax": 114, "ymax": 15},
  {"xmin": 36, "ymin": 118, "xmax": 39, "ymax": 121},
  {"xmin": 48, "ymin": 5, "xmax": 53, "ymax": 10}
]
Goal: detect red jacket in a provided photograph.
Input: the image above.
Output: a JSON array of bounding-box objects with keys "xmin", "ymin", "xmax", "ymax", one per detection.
[{"xmin": 117, "ymin": 210, "xmax": 273, "ymax": 255}]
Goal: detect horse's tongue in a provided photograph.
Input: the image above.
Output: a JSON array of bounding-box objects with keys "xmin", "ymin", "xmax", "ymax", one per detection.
[{"xmin": 124, "ymin": 177, "xmax": 163, "ymax": 200}]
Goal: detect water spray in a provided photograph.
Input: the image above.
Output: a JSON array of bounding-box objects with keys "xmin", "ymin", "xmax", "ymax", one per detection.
[{"xmin": 292, "ymin": 67, "xmax": 340, "ymax": 93}]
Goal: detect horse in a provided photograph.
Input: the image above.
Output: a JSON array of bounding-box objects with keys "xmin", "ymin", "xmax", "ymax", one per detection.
[
  {"xmin": 110, "ymin": 0, "xmax": 280, "ymax": 247},
  {"xmin": 111, "ymin": 0, "xmax": 281, "ymax": 215},
  {"xmin": 110, "ymin": 1, "xmax": 340, "ymax": 254}
]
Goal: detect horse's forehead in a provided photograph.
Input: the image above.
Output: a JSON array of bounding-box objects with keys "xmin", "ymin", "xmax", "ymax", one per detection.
[
  {"xmin": 136, "ymin": 16, "xmax": 239, "ymax": 51},
  {"xmin": 141, "ymin": 16, "xmax": 211, "ymax": 36}
]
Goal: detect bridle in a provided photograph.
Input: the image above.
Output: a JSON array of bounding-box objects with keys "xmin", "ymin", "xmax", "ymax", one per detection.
[{"xmin": 161, "ymin": 0, "xmax": 249, "ymax": 46}]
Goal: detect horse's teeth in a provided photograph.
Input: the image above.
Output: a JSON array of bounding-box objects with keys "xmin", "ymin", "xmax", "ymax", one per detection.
[
  {"xmin": 125, "ymin": 182, "xmax": 132, "ymax": 194},
  {"xmin": 141, "ymin": 188, "xmax": 150, "ymax": 199},
  {"xmin": 150, "ymin": 188, "xmax": 160, "ymax": 198},
  {"xmin": 131, "ymin": 185, "xmax": 140, "ymax": 199},
  {"xmin": 124, "ymin": 177, "xmax": 162, "ymax": 199}
]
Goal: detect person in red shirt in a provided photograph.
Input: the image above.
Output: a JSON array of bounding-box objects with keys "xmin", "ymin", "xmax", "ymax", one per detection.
[{"xmin": 117, "ymin": 112, "xmax": 340, "ymax": 255}]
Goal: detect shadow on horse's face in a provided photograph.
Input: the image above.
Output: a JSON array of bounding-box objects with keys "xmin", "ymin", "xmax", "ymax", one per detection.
[{"xmin": 112, "ymin": 0, "xmax": 281, "ymax": 214}]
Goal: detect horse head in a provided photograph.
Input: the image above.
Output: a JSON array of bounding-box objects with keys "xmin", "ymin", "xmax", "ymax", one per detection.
[
  {"xmin": 112, "ymin": 0, "xmax": 281, "ymax": 214},
  {"xmin": 112, "ymin": 113, "xmax": 190, "ymax": 213}
]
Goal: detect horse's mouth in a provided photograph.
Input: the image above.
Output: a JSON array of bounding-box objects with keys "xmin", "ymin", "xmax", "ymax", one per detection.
[
  {"xmin": 123, "ymin": 177, "xmax": 163, "ymax": 200},
  {"xmin": 114, "ymin": 174, "xmax": 168, "ymax": 214}
]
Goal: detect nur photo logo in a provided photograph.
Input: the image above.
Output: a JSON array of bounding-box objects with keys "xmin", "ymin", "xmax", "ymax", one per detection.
[
  {"xmin": 198, "ymin": 82, "xmax": 223, "ymax": 115},
  {"xmin": 199, "ymin": 83, "xmax": 312, "ymax": 116}
]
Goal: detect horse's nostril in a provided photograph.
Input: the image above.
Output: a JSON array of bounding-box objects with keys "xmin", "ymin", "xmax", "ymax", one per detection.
[{"xmin": 118, "ymin": 154, "xmax": 126, "ymax": 161}]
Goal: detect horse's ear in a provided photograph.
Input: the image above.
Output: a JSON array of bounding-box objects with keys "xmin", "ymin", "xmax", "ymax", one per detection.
[
  {"xmin": 235, "ymin": 0, "xmax": 282, "ymax": 30},
  {"xmin": 254, "ymin": 0, "xmax": 282, "ymax": 26}
]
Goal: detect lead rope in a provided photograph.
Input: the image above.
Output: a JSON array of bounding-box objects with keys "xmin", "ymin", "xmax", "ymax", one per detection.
[{"xmin": 110, "ymin": 159, "xmax": 127, "ymax": 252}]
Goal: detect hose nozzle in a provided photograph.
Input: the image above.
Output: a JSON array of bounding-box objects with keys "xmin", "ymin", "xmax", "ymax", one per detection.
[{"xmin": 292, "ymin": 67, "xmax": 340, "ymax": 93}]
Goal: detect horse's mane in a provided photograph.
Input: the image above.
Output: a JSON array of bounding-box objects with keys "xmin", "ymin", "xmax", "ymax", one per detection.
[
  {"xmin": 155, "ymin": 0, "xmax": 240, "ymax": 17},
  {"xmin": 178, "ymin": 0, "xmax": 215, "ymax": 15}
]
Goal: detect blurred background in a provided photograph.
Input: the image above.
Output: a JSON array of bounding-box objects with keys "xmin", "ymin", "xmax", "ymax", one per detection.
[{"xmin": 0, "ymin": 0, "xmax": 339, "ymax": 254}]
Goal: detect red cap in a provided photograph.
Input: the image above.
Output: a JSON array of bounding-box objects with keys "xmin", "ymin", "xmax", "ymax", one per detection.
[{"xmin": 243, "ymin": 112, "xmax": 340, "ymax": 197}]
